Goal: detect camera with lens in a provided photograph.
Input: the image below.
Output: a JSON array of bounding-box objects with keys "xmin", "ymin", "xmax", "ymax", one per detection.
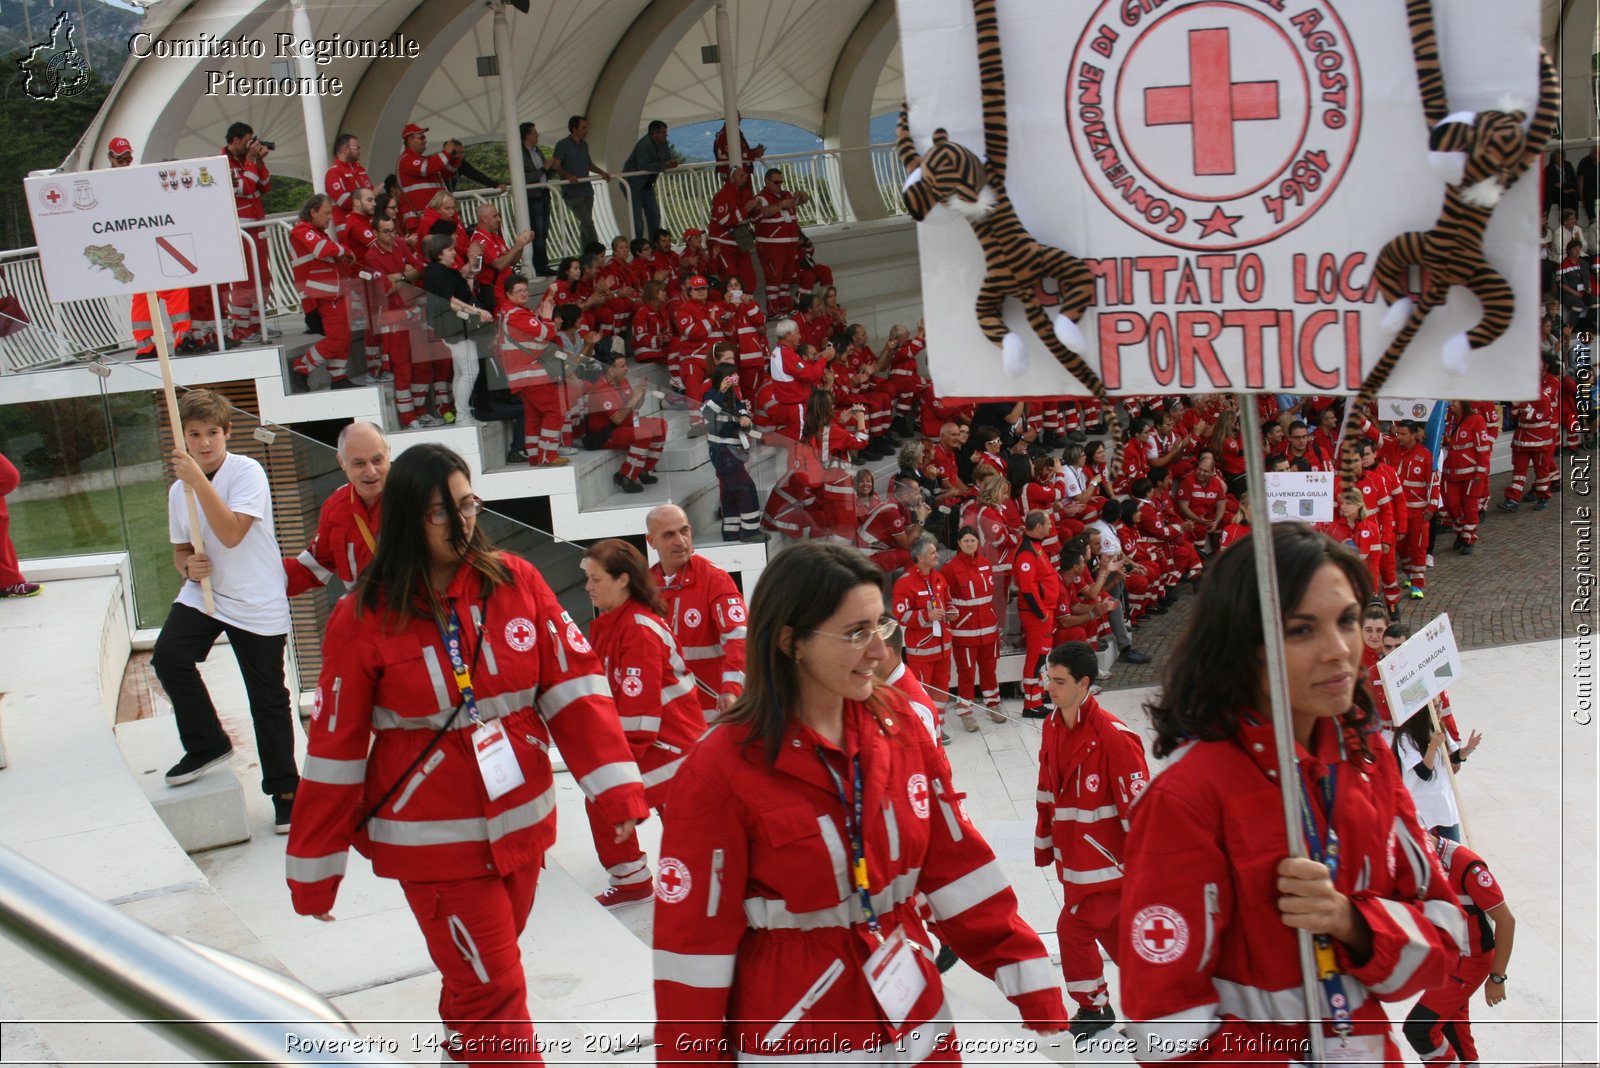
[{"xmin": 255, "ymin": 139, "xmax": 276, "ymax": 151}]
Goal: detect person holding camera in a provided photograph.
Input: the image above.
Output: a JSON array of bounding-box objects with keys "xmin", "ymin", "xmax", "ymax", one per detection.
[
  {"xmin": 395, "ymin": 123, "xmax": 455, "ymax": 235},
  {"xmin": 223, "ymin": 122, "xmax": 272, "ymax": 344},
  {"xmin": 767, "ymin": 319, "xmax": 829, "ymax": 442}
]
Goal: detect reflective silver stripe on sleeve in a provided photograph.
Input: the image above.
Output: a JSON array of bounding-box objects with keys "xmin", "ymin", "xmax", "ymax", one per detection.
[
  {"xmin": 642, "ymin": 755, "xmax": 686, "ymax": 790},
  {"xmin": 654, "ymin": 950, "xmax": 736, "ymax": 989},
  {"xmin": 285, "ymin": 853, "xmax": 348, "ymax": 883},
  {"xmin": 1035, "ymin": 835, "xmax": 1053, "ymax": 852},
  {"xmin": 619, "ymin": 715, "xmax": 663, "ymax": 734},
  {"xmin": 1054, "ymin": 805, "xmax": 1121, "ymax": 823},
  {"xmin": 296, "ymin": 548, "xmax": 332, "ymax": 583},
  {"xmin": 925, "ymin": 859, "xmax": 1009, "ymax": 920},
  {"xmin": 421, "ymin": 645, "xmax": 451, "ymax": 708},
  {"xmin": 723, "ymin": 625, "xmax": 747, "ymax": 640},
  {"xmin": 661, "ymin": 675, "xmax": 696, "ymax": 704},
  {"xmin": 578, "ymin": 761, "xmax": 644, "ymax": 799},
  {"xmin": 1422, "ymin": 898, "xmax": 1468, "ymax": 956},
  {"xmin": 722, "ymin": 670, "xmax": 745, "ymax": 686},
  {"xmin": 1364, "ymin": 898, "xmax": 1434, "ymax": 995},
  {"xmin": 681, "ymin": 643, "xmax": 724, "ymax": 659},
  {"xmin": 743, "ymin": 870, "xmax": 921, "ymax": 931},
  {"xmin": 816, "ymin": 816, "xmax": 852, "ymax": 902},
  {"xmin": 537, "ymin": 674, "xmax": 611, "ymax": 721},
  {"xmin": 993, "ymin": 957, "xmax": 1058, "ymax": 997},
  {"xmin": 1124, "ymin": 1005, "xmax": 1220, "ymax": 1061},
  {"xmin": 301, "ymin": 755, "xmax": 367, "ymax": 785},
  {"xmin": 1060, "ymin": 864, "xmax": 1122, "ymax": 885},
  {"xmin": 1213, "ymin": 976, "xmax": 1356, "ymax": 1019},
  {"xmin": 1036, "ymin": 790, "xmax": 1054, "ymax": 805}
]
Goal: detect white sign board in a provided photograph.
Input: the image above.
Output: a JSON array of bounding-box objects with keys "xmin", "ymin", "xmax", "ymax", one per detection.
[
  {"xmin": 1264, "ymin": 470, "xmax": 1335, "ymax": 524},
  {"xmin": 1377, "ymin": 398, "xmax": 1439, "ymax": 423},
  {"xmin": 899, "ymin": 0, "xmax": 1540, "ymax": 401},
  {"xmin": 25, "ymin": 155, "xmax": 245, "ymax": 302},
  {"xmin": 1377, "ymin": 613, "xmax": 1465, "ymax": 722}
]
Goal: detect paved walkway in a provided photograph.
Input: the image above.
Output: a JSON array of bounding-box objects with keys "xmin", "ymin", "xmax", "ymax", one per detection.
[{"xmin": 1103, "ymin": 469, "xmax": 1570, "ymax": 691}]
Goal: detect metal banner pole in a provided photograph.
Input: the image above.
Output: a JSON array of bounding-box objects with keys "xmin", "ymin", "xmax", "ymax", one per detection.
[
  {"xmin": 1237, "ymin": 393, "xmax": 1325, "ymax": 1062},
  {"xmin": 153, "ymin": 293, "xmax": 214, "ymax": 614}
]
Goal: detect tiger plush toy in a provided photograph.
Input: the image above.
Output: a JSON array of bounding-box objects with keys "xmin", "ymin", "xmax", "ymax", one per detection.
[
  {"xmin": 1339, "ymin": 0, "xmax": 1558, "ymax": 489},
  {"xmin": 896, "ymin": 0, "xmax": 1119, "ymax": 454}
]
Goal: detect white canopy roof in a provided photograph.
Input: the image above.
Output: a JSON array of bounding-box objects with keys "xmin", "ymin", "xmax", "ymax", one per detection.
[{"xmin": 72, "ymin": 0, "xmax": 906, "ymax": 179}]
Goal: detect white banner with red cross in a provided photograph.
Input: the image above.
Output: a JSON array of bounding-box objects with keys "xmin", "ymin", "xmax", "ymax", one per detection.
[{"xmin": 898, "ymin": 0, "xmax": 1541, "ymax": 401}]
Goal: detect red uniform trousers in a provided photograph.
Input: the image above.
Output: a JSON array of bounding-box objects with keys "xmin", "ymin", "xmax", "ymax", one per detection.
[
  {"xmin": 1442, "ymin": 479, "xmax": 1483, "ymax": 545},
  {"xmin": 1506, "ymin": 445, "xmax": 1557, "ymax": 501},
  {"xmin": 1399, "ymin": 509, "xmax": 1430, "ymax": 590},
  {"xmin": 765, "ymin": 400, "xmax": 806, "ymax": 444},
  {"xmin": 0, "ymin": 452, "xmax": 23, "ymax": 586},
  {"xmin": 607, "ymin": 419, "xmax": 665, "ymax": 480},
  {"xmin": 709, "ymin": 241, "xmax": 756, "ymax": 294},
  {"xmin": 1376, "ymin": 543, "xmax": 1402, "ymax": 609},
  {"xmin": 1020, "ymin": 615, "xmax": 1054, "ymax": 712},
  {"xmin": 756, "ymin": 240, "xmax": 798, "ymax": 314},
  {"xmin": 952, "ymin": 640, "xmax": 1000, "ymax": 709},
  {"xmin": 378, "ymin": 314, "xmax": 419, "ymax": 424},
  {"xmin": 400, "ymin": 866, "xmax": 542, "ymax": 1065},
  {"xmin": 130, "ymin": 289, "xmax": 192, "ymax": 354},
  {"xmin": 293, "ymin": 296, "xmax": 351, "ymax": 380},
  {"xmin": 227, "ymin": 230, "xmax": 269, "ymax": 341},
  {"xmin": 1404, "ymin": 951, "xmax": 1495, "ymax": 1065},
  {"xmin": 1057, "ymin": 891, "xmax": 1121, "ymax": 1012},
  {"xmin": 583, "ymin": 751, "xmax": 678, "ymax": 886},
  {"xmin": 515, "ymin": 383, "xmax": 565, "ymax": 464},
  {"xmin": 906, "ymin": 646, "xmax": 952, "ymax": 707}
]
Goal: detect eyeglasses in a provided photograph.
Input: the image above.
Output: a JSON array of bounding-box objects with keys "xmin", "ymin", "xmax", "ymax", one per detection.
[
  {"xmin": 809, "ymin": 617, "xmax": 899, "ymax": 649},
  {"xmin": 425, "ymin": 496, "xmax": 485, "ymax": 526}
]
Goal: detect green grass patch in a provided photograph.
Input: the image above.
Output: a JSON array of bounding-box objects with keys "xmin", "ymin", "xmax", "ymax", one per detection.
[{"xmin": 9, "ymin": 476, "xmax": 180, "ymax": 628}]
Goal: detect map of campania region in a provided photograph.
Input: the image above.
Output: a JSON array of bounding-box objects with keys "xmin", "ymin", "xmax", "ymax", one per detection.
[{"xmin": 84, "ymin": 245, "xmax": 133, "ymax": 283}]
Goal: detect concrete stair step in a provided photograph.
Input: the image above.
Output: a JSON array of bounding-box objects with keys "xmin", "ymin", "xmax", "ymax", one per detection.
[{"xmin": 115, "ymin": 718, "xmax": 253, "ymax": 854}]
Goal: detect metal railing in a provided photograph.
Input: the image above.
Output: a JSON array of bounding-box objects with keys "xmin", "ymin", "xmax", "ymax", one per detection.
[
  {"xmin": 0, "ymin": 845, "xmax": 407, "ymax": 1065},
  {"xmin": 0, "ymin": 142, "xmax": 908, "ymax": 372}
]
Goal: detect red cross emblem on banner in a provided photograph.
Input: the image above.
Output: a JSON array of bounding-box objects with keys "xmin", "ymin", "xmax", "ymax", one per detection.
[{"xmin": 1145, "ymin": 28, "xmax": 1280, "ymax": 176}]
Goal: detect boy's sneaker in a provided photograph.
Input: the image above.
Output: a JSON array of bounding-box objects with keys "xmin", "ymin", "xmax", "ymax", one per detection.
[
  {"xmin": 165, "ymin": 746, "xmax": 233, "ymax": 786},
  {"xmin": 0, "ymin": 582, "xmax": 42, "ymax": 598},
  {"xmin": 273, "ymin": 793, "xmax": 295, "ymax": 835},
  {"xmin": 595, "ymin": 881, "xmax": 654, "ymax": 910},
  {"xmin": 960, "ymin": 712, "xmax": 980, "ymax": 733}
]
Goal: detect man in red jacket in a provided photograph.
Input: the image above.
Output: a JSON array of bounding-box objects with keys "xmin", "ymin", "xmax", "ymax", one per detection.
[
  {"xmin": 283, "ymin": 421, "xmax": 388, "ymax": 596},
  {"xmin": 1442, "ymin": 400, "xmax": 1492, "ymax": 554},
  {"xmin": 1499, "ymin": 358, "xmax": 1562, "ymax": 512},
  {"xmin": 224, "ymin": 122, "xmax": 272, "ymax": 343},
  {"xmin": 767, "ymin": 319, "xmax": 829, "ymax": 441},
  {"xmin": 646, "ymin": 504, "xmax": 749, "ymax": 714},
  {"xmin": 1014, "ymin": 511, "xmax": 1062, "ymax": 718},
  {"xmin": 324, "ymin": 132, "xmax": 373, "ymax": 241},
  {"xmin": 752, "ymin": 168, "xmax": 809, "ymax": 315},
  {"xmin": 1380, "ymin": 420, "xmax": 1435, "ymax": 597},
  {"xmin": 1036, "ymin": 641, "xmax": 1151, "ymax": 1038},
  {"xmin": 707, "ymin": 166, "xmax": 760, "ymax": 293}
]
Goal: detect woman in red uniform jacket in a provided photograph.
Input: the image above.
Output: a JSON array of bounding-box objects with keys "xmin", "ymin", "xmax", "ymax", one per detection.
[
  {"xmin": 653, "ymin": 542, "xmax": 1068, "ymax": 1061},
  {"xmin": 580, "ymin": 539, "xmax": 708, "ymax": 909},
  {"xmin": 287, "ymin": 444, "xmax": 649, "ymax": 1063},
  {"xmin": 1120, "ymin": 524, "xmax": 1466, "ymax": 1065},
  {"xmin": 892, "ymin": 534, "xmax": 956, "ymax": 714},
  {"xmin": 941, "ymin": 526, "xmax": 1003, "ymax": 729},
  {"xmin": 1441, "ymin": 399, "xmax": 1492, "ymax": 553}
]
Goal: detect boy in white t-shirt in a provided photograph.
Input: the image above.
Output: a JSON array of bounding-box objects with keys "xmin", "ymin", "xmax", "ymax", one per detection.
[{"xmin": 153, "ymin": 390, "xmax": 299, "ymax": 833}]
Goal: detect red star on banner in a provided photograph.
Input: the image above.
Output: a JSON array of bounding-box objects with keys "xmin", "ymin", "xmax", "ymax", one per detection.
[{"xmin": 1197, "ymin": 206, "xmax": 1243, "ymax": 238}]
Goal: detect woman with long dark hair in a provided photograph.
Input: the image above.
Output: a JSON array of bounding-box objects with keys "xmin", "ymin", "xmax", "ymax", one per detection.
[
  {"xmin": 653, "ymin": 542, "xmax": 1068, "ymax": 1060},
  {"xmin": 1120, "ymin": 524, "xmax": 1465, "ymax": 1063},
  {"xmin": 286, "ymin": 444, "xmax": 648, "ymax": 1062},
  {"xmin": 579, "ymin": 538, "xmax": 707, "ymax": 909}
]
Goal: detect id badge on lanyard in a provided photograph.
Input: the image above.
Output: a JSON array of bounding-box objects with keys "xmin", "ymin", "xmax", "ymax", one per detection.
[
  {"xmin": 817, "ymin": 750, "xmax": 928, "ymax": 1033},
  {"xmin": 1300, "ymin": 766, "xmax": 1356, "ymax": 1040},
  {"xmin": 438, "ymin": 604, "xmax": 525, "ymax": 801}
]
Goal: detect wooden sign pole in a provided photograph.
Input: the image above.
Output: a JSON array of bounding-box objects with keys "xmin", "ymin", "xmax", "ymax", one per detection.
[
  {"xmin": 151, "ymin": 292, "xmax": 214, "ymax": 614},
  {"xmin": 1426, "ymin": 696, "xmax": 1473, "ymax": 846}
]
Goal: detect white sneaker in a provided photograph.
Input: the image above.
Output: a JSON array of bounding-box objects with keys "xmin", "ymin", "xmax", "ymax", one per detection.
[
  {"xmin": 557, "ymin": 445, "xmax": 579, "ymax": 456},
  {"xmin": 1425, "ymin": 554, "xmax": 1435, "ymax": 568},
  {"xmin": 413, "ymin": 414, "xmax": 443, "ymax": 428}
]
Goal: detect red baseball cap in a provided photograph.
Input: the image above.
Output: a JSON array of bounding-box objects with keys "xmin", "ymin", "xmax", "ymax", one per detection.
[
  {"xmin": 401, "ymin": 123, "xmax": 428, "ymax": 138},
  {"xmin": 686, "ymin": 275, "xmax": 709, "ymax": 289},
  {"xmin": 681, "ymin": 228, "xmax": 703, "ymax": 238},
  {"xmin": 107, "ymin": 137, "xmax": 133, "ymax": 156}
]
